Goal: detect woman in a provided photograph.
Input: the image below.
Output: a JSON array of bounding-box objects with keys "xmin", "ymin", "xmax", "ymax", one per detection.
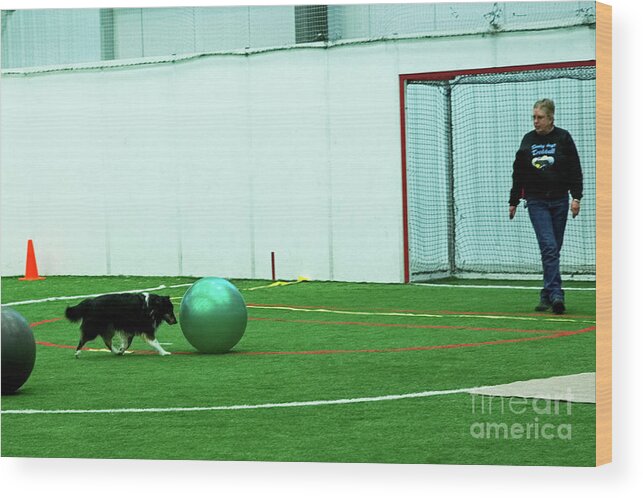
[{"xmin": 509, "ymin": 99, "xmax": 583, "ymax": 315}]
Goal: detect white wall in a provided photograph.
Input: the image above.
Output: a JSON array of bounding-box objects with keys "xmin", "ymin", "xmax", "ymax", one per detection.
[{"xmin": 0, "ymin": 25, "xmax": 595, "ymax": 282}]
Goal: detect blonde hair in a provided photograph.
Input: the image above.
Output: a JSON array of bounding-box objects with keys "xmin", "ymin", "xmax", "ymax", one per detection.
[{"xmin": 534, "ymin": 98, "xmax": 555, "ymax": 119}]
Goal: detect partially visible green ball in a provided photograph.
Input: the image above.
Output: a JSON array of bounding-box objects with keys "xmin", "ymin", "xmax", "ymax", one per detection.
[
  {"xmin": 179, "ymin": 278, "xmax": 248, "ymax": 353},
  {"xmin": 2, "ymin": 307, "xmax": 36, "ymax": 394}
]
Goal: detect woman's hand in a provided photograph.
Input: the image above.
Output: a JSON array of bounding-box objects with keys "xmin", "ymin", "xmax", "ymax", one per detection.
[{"xmin": 509, "ymin": 205, "xmax": 517, "ymax": 220}]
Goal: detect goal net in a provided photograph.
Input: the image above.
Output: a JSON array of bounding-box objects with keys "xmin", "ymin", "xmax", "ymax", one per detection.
[{"xmin": 404, "ymin": 64, "xmax": 596, "ymax": 281}]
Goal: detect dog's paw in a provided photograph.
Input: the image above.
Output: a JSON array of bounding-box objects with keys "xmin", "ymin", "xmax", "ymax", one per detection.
[{"xmin": 160, "ymin": 351, "xmax": 172, "ymax": 356}]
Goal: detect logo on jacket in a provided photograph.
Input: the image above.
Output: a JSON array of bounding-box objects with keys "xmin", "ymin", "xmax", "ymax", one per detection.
[
  {"xmin": 532, "ymin": 155, "xmax": 555, "ymax": 170},
  {"xmin": 531, "ymin": 143, "xmax": 557, "ymax": 170}
]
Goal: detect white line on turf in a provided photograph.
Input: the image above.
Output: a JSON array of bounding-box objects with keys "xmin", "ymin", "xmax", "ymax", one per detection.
[
  {"xmin": 2, "ymin": 279, "xmax": 304, "ymax": 307},
  {"xmin": 0, "ymin": 387, "xmax": 475, "ymax": 415},
  {"xmin": 414, "ymin": 283, "xmax": 596, "ymax": 291},
  {"xmin": 2, "ymin": 281, "xmax": 595, "ymax": 308},
  {"xmin": 5, "ymin": 287, "xmax": 594, "ymax": 324},
  {"xmin": 1, "ymin": 372, "xmax": 596, "ymax": 415},
  {"xmin": 1, "ymin": 283, "xmax": 192, "ymax": 307}
]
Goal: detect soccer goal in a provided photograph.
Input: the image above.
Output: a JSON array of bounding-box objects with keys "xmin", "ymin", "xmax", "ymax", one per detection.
[{"xmin": 400, "ymin": 61, "xmax": 596, "ymax": 282}]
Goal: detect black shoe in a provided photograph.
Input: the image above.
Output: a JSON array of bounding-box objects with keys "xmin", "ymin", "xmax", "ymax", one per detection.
[
  {"xmin": 552, "ymin": 300, "xmax": 566, "ymax": 315},
  {"xmin": 535, "ymin": 300, "xmax": 552, "ymax": 312}
]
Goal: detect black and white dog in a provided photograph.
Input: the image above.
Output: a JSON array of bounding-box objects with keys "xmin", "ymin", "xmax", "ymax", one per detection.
[{"xmin": 65, "ymin": 293, "xmax": 177, "ymax": 358}]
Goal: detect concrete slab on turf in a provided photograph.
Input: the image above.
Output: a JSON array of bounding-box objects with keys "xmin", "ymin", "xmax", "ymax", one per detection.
[{"xmin": 467, "ymin": 373, "xmax": 595, "ymax": 403}]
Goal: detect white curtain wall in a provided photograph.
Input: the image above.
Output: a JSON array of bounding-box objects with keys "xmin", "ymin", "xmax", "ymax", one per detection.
[{"xmin": 0, "ymin": 26, "xmax": 595, "ymax": 282}]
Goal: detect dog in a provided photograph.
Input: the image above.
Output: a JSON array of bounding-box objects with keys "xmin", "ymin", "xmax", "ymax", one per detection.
[{"xmin": 65, "ymin": 292, "xmax": 177, "ymax": 358}]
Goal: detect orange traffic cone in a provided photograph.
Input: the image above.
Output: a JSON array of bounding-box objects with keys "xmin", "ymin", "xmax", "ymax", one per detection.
[{"xmin": 19, "ymin": 239, "xmax": 46, "ymax": 281}]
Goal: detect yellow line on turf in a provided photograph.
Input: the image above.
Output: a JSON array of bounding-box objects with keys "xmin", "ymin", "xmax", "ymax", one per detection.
[
  {"xmin": 171, "ymin": 278, "xmax": 309, "ymax": 301},
  {"xmin": 246, "ymin": 305, "xmax": 596, "ymax": 324},
  {"xmin": 168, "ymin": 298, "xmax": 594, "ymax": 324},
  {"xmin": 243, "ymin": 277, "xmax": 309, "ymax": 291}
]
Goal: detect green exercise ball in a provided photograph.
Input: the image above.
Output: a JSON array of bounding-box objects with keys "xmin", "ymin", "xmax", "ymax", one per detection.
[
  {"xmin": 2, "ymin": 307, "xmax": 36, "ymax": 394},
  {"xmin": 179, "ymin": 277, "xmax": 248, "ymax": 353}
]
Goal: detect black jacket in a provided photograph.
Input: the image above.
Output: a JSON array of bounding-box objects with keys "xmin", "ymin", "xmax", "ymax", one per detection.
[{"xmin": 509, "ymin": 126, "xmax": 583, "ymax": 206}]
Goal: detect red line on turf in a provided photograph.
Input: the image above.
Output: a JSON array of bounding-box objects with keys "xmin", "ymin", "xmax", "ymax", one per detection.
[
  {"xmin": 34, "ymin": 341, "xmax": 193, "ymax": 355},
  {"xmin": 248, "ymin": 316, "xmax": 556, "ymax": 334},
  {"xmin": 30, "ymin": 318, "xmax": 63, "ymax": 327},
  {"xmin": 33, "ymin": 325, "xmax": 595, "ymax": 357},
  {"xmin": 29, "ymin": 314, "xmax": 557, "ymax": 335},
  {"xmin": 35, "ymin": 341, "xmax": 76, "ymax": 350},
  {"xmin": 232, "ymin": 326, "xmax": 596, "ymax": 356}
]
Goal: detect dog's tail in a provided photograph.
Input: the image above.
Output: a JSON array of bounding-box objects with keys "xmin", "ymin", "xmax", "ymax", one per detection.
[{"xmin": 65, "ymin": 301, "xmax": 89, "ymax": 322}]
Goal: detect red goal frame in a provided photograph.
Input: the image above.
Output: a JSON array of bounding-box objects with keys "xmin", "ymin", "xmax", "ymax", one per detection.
[{"xmin": 398, "ymin": 60, "xmax": 597, "ymax": 283}]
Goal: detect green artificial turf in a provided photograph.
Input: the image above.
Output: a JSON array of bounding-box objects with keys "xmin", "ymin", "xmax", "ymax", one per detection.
[{"xmin": 1, "ymin": 276, "xmax": 596, "ymax": 465}]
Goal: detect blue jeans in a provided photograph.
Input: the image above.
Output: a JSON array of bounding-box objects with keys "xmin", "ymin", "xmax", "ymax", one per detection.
[{"xmin": 526, "ymin": 197, "xmax": 569, "ymax": 303}]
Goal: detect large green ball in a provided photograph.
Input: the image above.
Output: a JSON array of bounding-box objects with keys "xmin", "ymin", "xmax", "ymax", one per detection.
[
  {"xmin": 2, "ymin": 307, "xmax": 37, "ymax": 394},
  {"xmin": 179, "ymin": 278, "xmax": 248, "ymax": 353}
]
